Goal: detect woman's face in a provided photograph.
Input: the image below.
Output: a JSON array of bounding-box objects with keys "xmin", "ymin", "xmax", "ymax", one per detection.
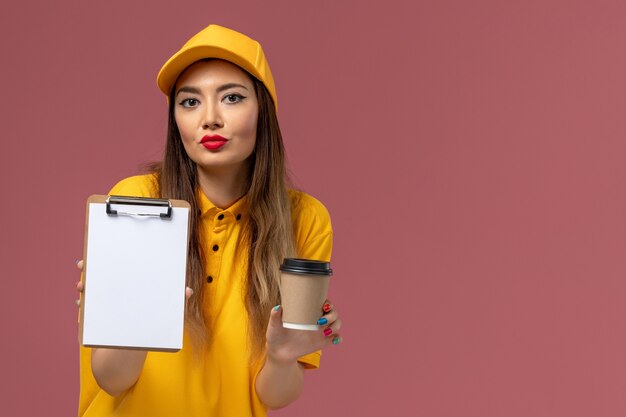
[{"xmin": 174, "ymin": 59, "xmax": 258, "ymax": 174}]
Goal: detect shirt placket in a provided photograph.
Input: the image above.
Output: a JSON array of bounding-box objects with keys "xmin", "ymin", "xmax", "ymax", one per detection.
[{"xmin": 206, "ymin": 209, "xmax": 230, "ymax": 287}]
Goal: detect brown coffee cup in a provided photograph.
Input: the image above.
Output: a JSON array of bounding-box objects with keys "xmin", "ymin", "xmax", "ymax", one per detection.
[{"xmin": 279, "ymin": 258, "xmax": 333, "ymax": 331}]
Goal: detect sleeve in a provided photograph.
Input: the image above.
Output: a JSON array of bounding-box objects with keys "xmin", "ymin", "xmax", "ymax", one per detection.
[
  {"xmin": 292, "ymin": 192, "xmax": 333, "ymax": 262},
  {"xmin": 108, "ymin": 174, "xmax": 159, "ymax": 198},
  {"xmin": 291, "ymin": 192, "xmax": 334, "ymax": 369}
]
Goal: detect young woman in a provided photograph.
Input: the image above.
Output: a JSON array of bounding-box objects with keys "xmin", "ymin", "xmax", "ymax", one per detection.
[{"xmin": 77, "ymin": 25, "xmax": 342, "ymax": 416}]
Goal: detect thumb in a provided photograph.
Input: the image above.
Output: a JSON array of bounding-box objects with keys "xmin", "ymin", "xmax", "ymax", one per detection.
[{"xmin": 268, "ymin": 305, "xmax": 283, "ymax": 328}]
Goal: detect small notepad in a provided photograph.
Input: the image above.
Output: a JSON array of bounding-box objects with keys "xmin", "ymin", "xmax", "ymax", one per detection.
[{"xmin": 79, "ymin": 195, "xmax": 190, "ymax": 351}]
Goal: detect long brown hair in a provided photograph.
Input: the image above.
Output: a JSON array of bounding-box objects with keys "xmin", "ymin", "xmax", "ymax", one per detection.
[{"xmin": 151, "ymin": 63, "xmax": 296, "ymax": 357}]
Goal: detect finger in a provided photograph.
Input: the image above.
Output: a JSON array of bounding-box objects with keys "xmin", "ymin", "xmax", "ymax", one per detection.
[
  {"xmin": 185, "ymin": 287, "xmax": 194, "ymax": 300},
  {"xmin": 322, "ymin": 318, "xmax": 342, "ymax": 337},
  {"xmin": 330, "ymin": 335, "xmax": 343, "ymax": 345},
  {"xmin": 318, "ymin": 308, "xmax": 339, "ymax": 326},
  {"xmin": 75, "ymin": 298, "xmax": 81, "ymax": 307},
  {"xmin": 268, "ymin": 305, "xmax": 283, "ymax": 330},
  {"xmin": 76, "ymin": 281, "xmax": 84, "ymax": 293},
  {"xmin": 76, "ymin": 259, "xmax": 84, "ymax": 271}
]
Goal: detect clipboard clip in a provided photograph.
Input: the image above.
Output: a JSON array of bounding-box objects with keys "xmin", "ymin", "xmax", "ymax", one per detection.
[{"xmin": 106, "ymin": 196, "xmax": 173, "ymax": 219}]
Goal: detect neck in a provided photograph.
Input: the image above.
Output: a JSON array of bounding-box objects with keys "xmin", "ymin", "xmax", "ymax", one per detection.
[{"xmin": 196, "ymin": 164, "xmax": 250, "ymax": 209}]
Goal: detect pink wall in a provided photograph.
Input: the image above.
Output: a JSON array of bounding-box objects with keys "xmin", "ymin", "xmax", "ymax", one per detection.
[{"xmin": 2, "ymin": 0, "xmax": 626, "ymax": 415}]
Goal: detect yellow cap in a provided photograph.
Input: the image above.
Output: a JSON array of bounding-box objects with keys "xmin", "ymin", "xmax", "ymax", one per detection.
[{"xmin": 157, "ymin": 25, "xmax": 278, "ymax": 109}]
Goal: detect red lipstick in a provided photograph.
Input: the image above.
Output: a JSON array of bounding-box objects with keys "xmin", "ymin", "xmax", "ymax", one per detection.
[{"xmin": 200, "ymin": 135, "xmax": 228, "ymax": 151}]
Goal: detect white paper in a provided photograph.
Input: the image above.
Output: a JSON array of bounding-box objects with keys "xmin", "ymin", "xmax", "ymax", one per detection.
[{"xmin": 82, "ymin": 201, "xmax": 189, "ymax": 350}]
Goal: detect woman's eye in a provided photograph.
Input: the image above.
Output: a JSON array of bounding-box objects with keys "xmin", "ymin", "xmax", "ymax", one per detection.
[
  {"xmin": 179, "ymin": 98, "xmax": 199, "ymax": 108},
  {"xmin": 224, "ymin": 94, "xmax": 245, "ymax": 104}
]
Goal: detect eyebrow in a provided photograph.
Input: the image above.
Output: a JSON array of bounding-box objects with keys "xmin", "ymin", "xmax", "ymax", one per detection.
[{"xmin": 175, "ymin": 83, "xmax": 249, "ymax": 97}]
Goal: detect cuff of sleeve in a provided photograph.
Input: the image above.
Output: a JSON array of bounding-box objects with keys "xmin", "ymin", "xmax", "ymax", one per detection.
[{"xmin": 297, "ymin": 350, "xmax": 322, "ymax": 370}]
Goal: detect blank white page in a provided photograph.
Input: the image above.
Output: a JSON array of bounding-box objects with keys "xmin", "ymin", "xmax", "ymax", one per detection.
[{"xmin": 81, "ymin": 200, "xmax": 189, "ymax": 350}]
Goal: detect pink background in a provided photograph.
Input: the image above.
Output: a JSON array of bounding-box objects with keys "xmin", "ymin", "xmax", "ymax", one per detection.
[{"xmin": 2, "ymin": 0, "xmax": 626, "ymax": 415}]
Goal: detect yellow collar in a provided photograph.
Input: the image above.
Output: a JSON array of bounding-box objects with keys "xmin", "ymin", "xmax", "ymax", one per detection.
[{"xmin": 196, "ymin": 188, "xmax": 248, "ymax": 220}]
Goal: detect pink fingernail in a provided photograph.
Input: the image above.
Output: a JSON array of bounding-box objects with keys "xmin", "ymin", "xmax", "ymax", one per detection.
[{"xmin": 323, "ymin": 327, "xmax": 333, "ymax": 337}]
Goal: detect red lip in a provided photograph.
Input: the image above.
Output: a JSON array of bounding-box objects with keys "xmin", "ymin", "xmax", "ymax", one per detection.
[
  {"xmin": 200, "ymin": 135, "xmax": 228, "ymax": 150},
  {"xmin": 200, "ymin": 135, "xmax": 227, "ymax": 143}
]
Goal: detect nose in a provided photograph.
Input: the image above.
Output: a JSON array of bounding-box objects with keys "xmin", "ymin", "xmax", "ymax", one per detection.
[{"xmin": 202, "ymin": 101, "xmax": 223, "ymax": 130}]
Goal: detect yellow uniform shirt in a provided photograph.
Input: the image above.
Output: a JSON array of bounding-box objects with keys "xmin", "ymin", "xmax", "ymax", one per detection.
[{"xmin": 78, "ymin": 174, "xmax": 333, "ymax": 417}]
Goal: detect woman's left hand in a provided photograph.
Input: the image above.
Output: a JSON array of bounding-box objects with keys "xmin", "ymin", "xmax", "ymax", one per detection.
[{"xmin": 264, "ymin": 300, "xmax": 342, "ymax": 364}]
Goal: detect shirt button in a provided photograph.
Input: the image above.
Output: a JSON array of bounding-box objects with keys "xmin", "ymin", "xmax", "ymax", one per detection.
[
  {"xmin": 236, "ymin": 214, "xmax": 242, "ymax": 221},
  {"xmin": 217, "ymin": 214, "xmax": 224, "ymax": 220},
  {"xmin": 206, "ymin": 275, "xmax": 213, "ymax": 283},
  {"xmin": 212, "ymin": 244, "xmax": 219, "ymax": 251}
]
